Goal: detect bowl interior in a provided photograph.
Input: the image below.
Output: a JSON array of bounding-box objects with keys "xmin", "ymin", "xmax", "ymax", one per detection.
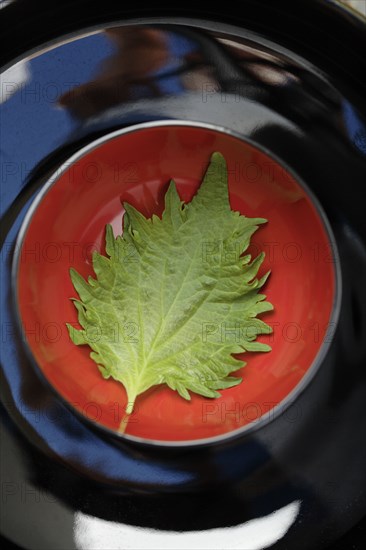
[{"xmin": 16, "ymin": 124, "xmax": 336, "ymax": 443}]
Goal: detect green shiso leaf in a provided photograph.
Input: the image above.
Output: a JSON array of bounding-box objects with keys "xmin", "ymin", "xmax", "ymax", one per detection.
[{"xmin": 67, "ymin": 152, "xmax": 273, "ymax": 417}]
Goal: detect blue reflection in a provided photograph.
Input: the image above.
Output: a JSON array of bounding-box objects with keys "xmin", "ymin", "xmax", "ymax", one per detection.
[
  {"xmin": 149, "ymin": 33, "xmax": 198, "ymax": 96},
  {"xmin": 0, "ymin": 33, "xmax": 115, "ymax": 215},
  {"xmin": 342, "ymin": 101, "xmax": 366, "ymax": 155}
]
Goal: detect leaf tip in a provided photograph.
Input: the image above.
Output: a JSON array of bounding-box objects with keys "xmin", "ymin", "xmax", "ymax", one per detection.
[
  {"xmin": 69, "ymin": 267, "xmax": 80, "ymax": 284},
  {"xmin": 66, "ymin": 323, "xmax": 85, "ymax": 345},
  {"xmin": 210, "ymin": 151, "xmax": 225, "ymax": 162}
]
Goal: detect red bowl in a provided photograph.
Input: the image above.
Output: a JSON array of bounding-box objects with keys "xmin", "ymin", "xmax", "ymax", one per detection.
[{"xmin": 15, "ymin": 122, "xmax": 338, "ymax": 444}]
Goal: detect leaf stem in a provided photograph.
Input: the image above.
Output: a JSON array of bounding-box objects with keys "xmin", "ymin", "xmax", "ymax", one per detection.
[
  {"xmin": 118, "ymin": 393, "xmax": 137, "ymax": 434},
  {"xmin": 125, "ymin": 399, "xmax": 135, "ymax": 415},
  {"xmin": 118, "ymin": 417, "xmax": 128, "ymax": 434}
]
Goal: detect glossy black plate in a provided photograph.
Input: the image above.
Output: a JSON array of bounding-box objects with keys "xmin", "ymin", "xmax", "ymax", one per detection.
[{"xmin": 1, "ymin": 1, "xmax": 366, "ymax": 549}]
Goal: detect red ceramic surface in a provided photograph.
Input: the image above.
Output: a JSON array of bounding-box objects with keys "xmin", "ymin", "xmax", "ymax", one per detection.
[{"xmin": 16, "ymin": 124, "xmax": 336, "ymax": 442}]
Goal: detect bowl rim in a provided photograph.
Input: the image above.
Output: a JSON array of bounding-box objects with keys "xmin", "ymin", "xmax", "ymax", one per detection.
[{"xmin": 12, "ymin": 119, "xmax": 343, "ymax": 448}]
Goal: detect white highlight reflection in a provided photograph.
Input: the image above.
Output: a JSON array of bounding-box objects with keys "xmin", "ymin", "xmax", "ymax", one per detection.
[
  {"xmin": 0, "ymin": 61, "xmax": 30, "ymax": 103},
  {"xmin": 74, "ymin": 500, "xmax": 300, "ymax": 550}
]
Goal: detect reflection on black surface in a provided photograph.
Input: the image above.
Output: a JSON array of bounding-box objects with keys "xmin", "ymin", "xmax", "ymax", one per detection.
[
  {"xmin": 58, "ymin": 28, "xmax": 211, "ymax": 119},
  {"xmin": 1, "ymin": 18, "xmax": 366, "ymax": 550},
  {"xmin": 56, "ymin": 25, "xmax": 366, "ymax": 164},
  {"xmin": 0, "ymin": 401, "xmax": 304, "ymax": 549}
]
